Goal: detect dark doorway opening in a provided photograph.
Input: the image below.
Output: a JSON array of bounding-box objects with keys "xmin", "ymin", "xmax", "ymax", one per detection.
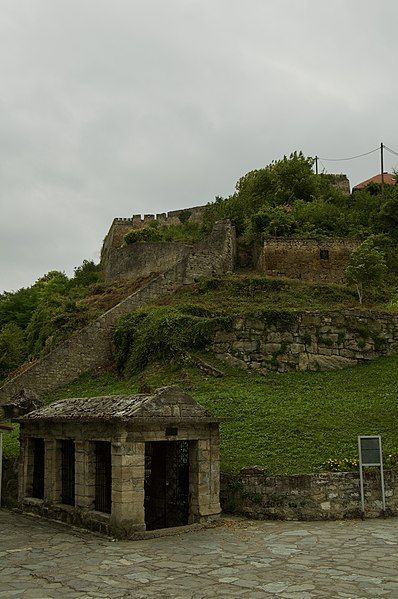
[
  {"xmin": 144, "ymin": 441, "xmax": 190, "ymax": 530},
  {"xmin": 32, "ymin": 438, "xmax": 45, "ymax": 499},
  {"xmin": 60, "ymin": 439, "xmax": 75, "ymax": 506},
  {"xmin": 94, "ymin": 441, "xmax": 112, "ymax": 513}
]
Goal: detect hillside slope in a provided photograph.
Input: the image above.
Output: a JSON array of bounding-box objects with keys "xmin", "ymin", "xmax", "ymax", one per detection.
[{"xmin": 3, "ymin": 352, "xmax": 394, "ymax": 475}]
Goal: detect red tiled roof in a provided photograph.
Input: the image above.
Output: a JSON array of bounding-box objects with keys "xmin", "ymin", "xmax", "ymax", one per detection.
[{"xmin": 353, "ymin": 173, "xmax": 396, "ymax": 190}]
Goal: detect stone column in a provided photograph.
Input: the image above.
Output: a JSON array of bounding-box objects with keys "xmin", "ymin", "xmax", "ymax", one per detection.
[
  {"xmin": 110, "ymin": 439, "xmax": 145, "ymax": 536},
  {"xmin": 190, "ymin": 432, "xmax": 221, "ymax": 522},
  {"xmin": 209, "ymin": 427, "xmax": 221, "ymax": 517}
]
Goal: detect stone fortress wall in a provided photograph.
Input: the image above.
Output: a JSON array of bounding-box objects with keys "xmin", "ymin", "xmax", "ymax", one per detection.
[
  {"xmin": 256, "ymin": 238, "xmax": 359, "ymax": 284},
  {"xmin": 102, "ymin": 204, "xmax": 206, "ymax": 262},
  {"xmin": 211, "ymin": 310, "xmax": 398, "ymax": 373}
]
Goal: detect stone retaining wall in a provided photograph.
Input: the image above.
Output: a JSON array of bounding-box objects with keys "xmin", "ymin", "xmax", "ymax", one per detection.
[
  {"xmin": 212, "ymin": 310, "xmax": 398, "ymax": 372},
  {"xmin": 221, "ymin": 467, "xmax": 398, "ymax": 520}
]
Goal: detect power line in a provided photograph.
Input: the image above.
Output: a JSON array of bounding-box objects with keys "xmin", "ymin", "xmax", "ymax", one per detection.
[
  {"xmin": 384, "ymin": 145, "xmax": 398, "ymax": 158},
  {"xmin": 318, "ymin": 147, "xmax": 379, "ymax": 162}
]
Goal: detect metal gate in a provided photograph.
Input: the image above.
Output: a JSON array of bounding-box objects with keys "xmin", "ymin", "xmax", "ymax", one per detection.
[
  {"xmin": 60, "ymin": 439, "xmax": 75, "ymax": 506},
  {"xmin": 144, "ymin": 441, "xmax": 190, "ymax": 530},
  {"xmin": 32, "ymin": 438, "xmax": 45, "ymax": 499},
  {"xmin": 94, "ymin": 441, "xmax": 112, "ymax": 513}
]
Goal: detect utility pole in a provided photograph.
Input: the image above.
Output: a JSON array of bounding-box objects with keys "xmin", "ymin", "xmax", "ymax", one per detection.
[
  {"xmin": 315, "ymin": 155, "xmax": 318, "ymax": 175},
  {"xmin": 381, "ymin": 142, "xmax": 385, "ymax": 196}
]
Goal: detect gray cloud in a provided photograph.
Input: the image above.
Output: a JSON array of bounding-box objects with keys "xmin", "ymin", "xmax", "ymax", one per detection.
[{"xmin": 1, "ymin": 0, "xmax": 398, "ymax": 291}]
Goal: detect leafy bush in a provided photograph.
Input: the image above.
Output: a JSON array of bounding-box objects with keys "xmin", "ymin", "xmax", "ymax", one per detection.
[
  {"xmin": 346, "ymin": 238, "xmax": 387, "ymax": 304},
  {"xmin": 124, "ymin": 221, "xmax": 205, "ymax": 245},
  {"xmin": 0, "ymin": 323, "xmax": 27, "ymax": 379},
  {"xmin": 0, "ymin": 260, "xmax": 102, "ymax": 378},
  {"xmin": 113, "ymin": 306, "xmax": 231, "ymax": 375}
]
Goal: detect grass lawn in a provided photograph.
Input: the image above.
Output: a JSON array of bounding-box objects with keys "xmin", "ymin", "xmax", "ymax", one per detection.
[
  {"xmin": 156, "ymin": 273, "xmax": 391, "ymax": 314},
  {"xmin": 5, "ymin": 352, "xmax": 393, "ymax": 475}
]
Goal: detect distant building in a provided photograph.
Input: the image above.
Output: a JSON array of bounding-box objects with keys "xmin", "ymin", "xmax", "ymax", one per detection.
[{"xmin": 352, "ymin": 173, "xmax": 396, "ymax": 192}]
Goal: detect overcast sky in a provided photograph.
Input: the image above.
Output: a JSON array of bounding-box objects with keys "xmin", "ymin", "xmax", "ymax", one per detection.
[{"xmin": 1, "ymin": 0, "xmax": 398, "ymax": 293}]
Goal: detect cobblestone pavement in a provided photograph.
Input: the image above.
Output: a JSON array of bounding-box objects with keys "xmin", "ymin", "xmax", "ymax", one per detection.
[{"xmin": 1, "ymin": 510, "xmax": 398, "ymax": 598}]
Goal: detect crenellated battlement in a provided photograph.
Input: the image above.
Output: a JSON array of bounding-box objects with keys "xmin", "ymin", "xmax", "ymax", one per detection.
[
  {"xmin": 112, "ymin": 204, "xmax": 205, "ymax": 228},
  {"xmin": 102, "ymin": 204, "xmax": 207, "ymax": 262}
]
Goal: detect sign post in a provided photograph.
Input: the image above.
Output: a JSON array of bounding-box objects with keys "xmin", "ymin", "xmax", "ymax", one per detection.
[{"xmin": 358, "ymin": 435, "xmax": 385, "ymax": 517}]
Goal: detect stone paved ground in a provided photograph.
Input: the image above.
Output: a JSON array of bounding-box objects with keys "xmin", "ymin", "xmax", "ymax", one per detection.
[{"xmin": 1, "ymin": 510, "xmax": 398, "ymax": 598}]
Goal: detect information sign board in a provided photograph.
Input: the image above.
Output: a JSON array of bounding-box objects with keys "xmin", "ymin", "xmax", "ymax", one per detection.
[{"xmin": 358, "ymin": 435, "xmax": 385, "ymax": 516}]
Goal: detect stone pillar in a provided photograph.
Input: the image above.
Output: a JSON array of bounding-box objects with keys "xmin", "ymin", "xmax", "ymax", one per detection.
[
  {"xmin": 110, "ymin": 439, "xmax": 145, "ymax": 536},
  {"xmin": 75, "ymin": 441, "xmax": 95, "ymax": 509},
  {"xmin": 189, "ymin": 433, "xmax": 221, "ymax": 523},
  {"xmin": 209, "ymin": 427, "xmax": 221, "ymax": 516}
]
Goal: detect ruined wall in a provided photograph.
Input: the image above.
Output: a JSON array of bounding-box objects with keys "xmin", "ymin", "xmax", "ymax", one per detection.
[
  {"xmin": 212, "ymin": 310, "xmax": 398, "ymax": 373},
  {"xmin": 101, "ymin": 204, "xmax": 206, "ymax": 260},
  {"xmin": 221, "ymin": 467, "xmax": 397, "ymax": 520},
  {"xmin": 103, "ymin": 219, "xmax": 236, "ymax": 283},
  {"xmin": 104, "ymin": 242, "xmax": 191, "ymax": 282},
  {"xmin": 0, "ymin": 221, "xmax": 235, "ymax": 404},
  {"xmin": 257, "ymin": 238, "xmax": 359, "ymax": 283}
]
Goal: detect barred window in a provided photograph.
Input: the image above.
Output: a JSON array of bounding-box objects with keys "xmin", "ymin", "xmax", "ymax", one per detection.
[
  {"xmin": 94, "ymin": 442, "xmax": 112, "ymax": 513},
  {"xmin": 60, "ymin": 440, "xmax": 75, "ymax": 506},
  {"xmin": 32, "ymin": 438, "xmax": 45, "ymax": 499},
  {"xmin": 320, "ymin": 249, "xmax": 330, "ymax": 260}
]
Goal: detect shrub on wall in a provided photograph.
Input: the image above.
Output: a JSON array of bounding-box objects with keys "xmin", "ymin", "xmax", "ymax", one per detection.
[
  {"xmin": 113, "ymin": 305, "xmax": 232, "ymax": 375},
  {"xmin": 124, "ymin": 221, "xmax": 205, "ymax": 245}
]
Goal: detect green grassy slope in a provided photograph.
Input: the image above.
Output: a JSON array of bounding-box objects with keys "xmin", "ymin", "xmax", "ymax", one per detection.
[
  {"xmin": 3, "ymin": 274, "xmax": 396, "ymax": 473},
  {"xmin": 155, "ymin": 273, "xmax": 391, "ymax": 313},
  {"xmin": 4, "ymin": 353, "xmax": 393, "ymax": 475}
]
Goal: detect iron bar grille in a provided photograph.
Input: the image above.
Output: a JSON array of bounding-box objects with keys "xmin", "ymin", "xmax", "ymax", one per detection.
[
  {"xmin": 60, "ymin": 440, "xmax": 75, "ymax": 506},
  {"xmin": 32, "ymin": 438, "xmax": 45, "ymax": 499},
  {"xmin": 144, "ymin": 440, "xmax": 190, "ymax": 530},
  {"xmin": 94, "ymin": 441, "xmax": 112, "ymax": 513}
]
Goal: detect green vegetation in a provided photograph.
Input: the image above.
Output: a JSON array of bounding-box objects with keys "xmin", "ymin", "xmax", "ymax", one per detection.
[
  {"xmin": 346, "ymin": 238, "xmax": 388, "ymax": 304},
  {"xmin": 124, "ymin": 220, "xmax": 205, "ymax": 245},
  {"xmin": 0, "ymin": 260, "xmax": 102, "ymax": 381},
  {"xmin": 20, "ymin": 352, "xmax": 398, "ymax": 475},
  {"xmin": 204, "ymin": 152, "xmax": 398, "ymax": 257},
  {"xmin": 159, "ymin": 274, "xmax": 388, "ymax": 313},
  {"xmin": 114, "ymin": 305, "xmax": 232, "ymax": 376}
]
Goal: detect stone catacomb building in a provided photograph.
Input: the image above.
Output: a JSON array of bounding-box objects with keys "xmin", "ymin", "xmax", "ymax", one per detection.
[{"xmin": 18, "ymin": 386, "xmax": 221, "ymax": 537}]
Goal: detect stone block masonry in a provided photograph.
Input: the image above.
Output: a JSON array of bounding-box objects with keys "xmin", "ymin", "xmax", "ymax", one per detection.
[
  {"xmin": 101, "ymin": 204, "xmax": 206, "ymax": 261},
  {"xmin": 257, "ymin": 238, "xmax": 359, "ymax": 284},
  {"xmin": 0, "ymin": 221, "xmax": 236, "ymax": 405},
  {"xmin": 221, "ymin": 467, "xmax": 398, "ymax": 520},
  {"xmin": 211, "ymin": 310, "xmax": 398, "ymax": 372},
  {"xmin": 103, "ymin": 218, "xmax": 236, "ymax": 283}
]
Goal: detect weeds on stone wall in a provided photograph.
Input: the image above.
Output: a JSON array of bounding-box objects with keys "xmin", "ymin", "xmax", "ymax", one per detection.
[
  {"xmin": 113, "ymin": 305, "xmax": 232, "ymax": 375},
  {"xmin": 124, "ymin": 221, "xmax": 205, "ymax": 245}
]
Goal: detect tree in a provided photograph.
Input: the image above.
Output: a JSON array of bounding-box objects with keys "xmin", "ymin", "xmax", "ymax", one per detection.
[
  {"xmin": 346, "ymin": 239, "xmax": 387, "ymax": 304},
  {"xmin": 0, "ymin": 323, "xmax": 27, "ymax": 379}
]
